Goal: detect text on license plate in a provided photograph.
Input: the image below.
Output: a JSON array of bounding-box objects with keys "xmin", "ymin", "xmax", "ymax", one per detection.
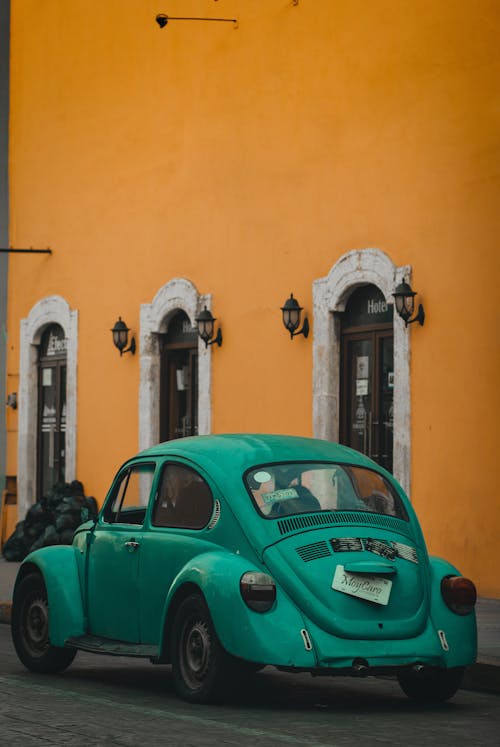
[{"xmin": 332, "ymin": 564, "xmax": 392, "ymax": 605}]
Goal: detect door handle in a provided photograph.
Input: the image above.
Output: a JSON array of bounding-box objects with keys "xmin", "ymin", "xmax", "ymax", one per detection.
[{"xmin": 124, "ymin": 540, "xmax": 140, "ymax": 552}]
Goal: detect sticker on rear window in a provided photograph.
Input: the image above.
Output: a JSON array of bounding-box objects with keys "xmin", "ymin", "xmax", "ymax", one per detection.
[
  {"xmin": 253, "ymin": 471, "xmax": 272, "ymax": 484},
  {"xmin": 262, "ymin": 488, "xmax": 298, "ymax": 504}
]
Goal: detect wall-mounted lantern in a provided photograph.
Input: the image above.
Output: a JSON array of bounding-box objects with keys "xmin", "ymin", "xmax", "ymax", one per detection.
[
  {"xmin": 111, "ymin": 317, "xmax": 136, "ymax": 356},
  {"xmin": 392, "ymin": 280, "xmax": 425, "ymax": 327},
  {"xmin": 195, "ymin": 307, "xmax": 223, "ymax": 348},
  {"xmin": 281, "ymin": 293, "xmax": 309, "ymax": 340}
]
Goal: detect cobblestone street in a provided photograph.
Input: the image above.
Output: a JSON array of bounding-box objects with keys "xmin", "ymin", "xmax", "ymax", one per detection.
[{"xmin": 0, "ymin": 625, "xmax": 499, "ymax": 746}]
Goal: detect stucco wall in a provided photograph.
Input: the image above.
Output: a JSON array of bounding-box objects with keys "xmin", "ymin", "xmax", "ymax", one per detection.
[
  {"xmin": 0, "ymin": 0, "xmax": 9, "ymax": 496},
  {"xmin": 6, "ymin": 1, "xmax": 500, "ymax": 595}
]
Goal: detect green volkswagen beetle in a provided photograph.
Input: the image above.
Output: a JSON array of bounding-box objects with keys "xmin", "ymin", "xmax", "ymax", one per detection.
[{"xmin": 11, "ymin": 434, "xmax": 477, "ymax": 703}]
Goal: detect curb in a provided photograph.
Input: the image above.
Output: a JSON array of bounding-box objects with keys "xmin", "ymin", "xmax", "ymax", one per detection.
[
  {"xmin": 463, "ymin": 661, "xmax": 500, "ymax": 695},
  {"xmin": 0, "ymin": 601, "xmax": 11, "ymax": 625}
]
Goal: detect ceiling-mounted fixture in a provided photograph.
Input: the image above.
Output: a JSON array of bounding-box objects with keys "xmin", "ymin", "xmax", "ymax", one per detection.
[
  {"xmin": 392, "ymin": 280, "xmax": 425, "ymax": 327},
  {"xmin": 281, "ymin": 294, "xmax": 309, "ymax": 340},
  {"xmin": 195, "ymin": 307, "xmax": 223, "ymax": 348},
  {"xmin": 111, "ymin": 317, "xmax": 136, "ymax": 356},
  {"xmin": 156, "ymin": 14, "xmax": 238, "ymax": 29}
]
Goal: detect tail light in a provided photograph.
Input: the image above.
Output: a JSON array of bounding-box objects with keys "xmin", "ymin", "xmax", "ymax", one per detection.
[
  {"xmin": 240, "ymin": 572, "xmax": 276, "ymax": 612},
  {"xmin": 441, "ymin": 575, "xmax": 477, "ymax": 615}
]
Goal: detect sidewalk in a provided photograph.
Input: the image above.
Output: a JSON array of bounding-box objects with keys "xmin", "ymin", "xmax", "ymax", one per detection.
[
  {"xmin": 0, "ymin": 557, "xmax": 19, "ymax": 624},
  {"xmin": 1, "ymin": 557, "xmax": 499, "ymax": 693}
]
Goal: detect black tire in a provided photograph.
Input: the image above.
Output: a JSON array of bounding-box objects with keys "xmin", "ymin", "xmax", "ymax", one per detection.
[
  {"xmin": 397, "ymin": 666, "xmax": 464, "ymax": 702},
  {"xmin": 170, "ymin": 594, "xmax": 235, "ymax": 703},
  {"xmin": 11, "ymin": 573, "xmax": 76, "ymax": 673}
]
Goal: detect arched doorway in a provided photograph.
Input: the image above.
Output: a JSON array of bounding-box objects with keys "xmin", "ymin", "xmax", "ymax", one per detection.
[
  {"xmin": 37, "ymin": 324, "xmax": 67, "ymax": 495},
  {"xmin": 159, "ymin": 311, "xmax": 199, "ymax": 440},
  {"xmin": 18, "ymin": 295, "xmax": 78, "ymax": 516},
  {"xmin": 139, "ymin": 278, "xmax": 212, "ymax": 453},
  {"xmin": 312, "ymin": 249, "xmax": 411, "ymax": 494},
  {"xmin": 339, "ymin": 285, "xmax": 393, "ymax": 472}
]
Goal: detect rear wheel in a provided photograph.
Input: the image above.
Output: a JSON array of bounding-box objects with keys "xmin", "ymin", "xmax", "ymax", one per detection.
[
  {"xmin": 11, "ymin": 573, "xmax": 76, "ymax": 673},
  {"xmin": 170, "ymin": 594, "xmax": 235, "ymax": 703},
  {"xmin": 397, "ymin": 666, "xmax": 464, "ymax": 702}
]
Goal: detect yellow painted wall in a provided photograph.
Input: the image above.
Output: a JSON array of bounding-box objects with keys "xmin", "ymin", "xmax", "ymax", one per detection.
[{"xmin": 6, "ymin": 1, "xmax": 500, "ymax": 595}]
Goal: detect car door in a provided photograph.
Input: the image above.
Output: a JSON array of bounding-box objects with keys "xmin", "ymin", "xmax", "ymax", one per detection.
[
  {"xmin": 86, "ymin": 461, "xmax": 156, "ymax": 642},
  {"xmin": 138, "ymin": 460, "xmax": 215, "ymax": 644}
]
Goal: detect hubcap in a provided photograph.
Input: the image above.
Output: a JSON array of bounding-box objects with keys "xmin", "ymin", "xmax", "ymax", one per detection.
[
  {"xmin": 180, "ymin": 619, "xmax": 211, "ymax": 688},
  {"xmin": 22, "ymin": 595, "xmax": 49, "ymax": 657}
]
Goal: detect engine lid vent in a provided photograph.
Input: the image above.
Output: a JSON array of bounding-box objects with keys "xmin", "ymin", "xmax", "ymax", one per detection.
[
  {"xmin": 296, "ymin": 540, "xmax": 332, "ymax": 562},
  {"xmin": 277, "ymin": 511, "xmax": 411, "ymax": 538}
]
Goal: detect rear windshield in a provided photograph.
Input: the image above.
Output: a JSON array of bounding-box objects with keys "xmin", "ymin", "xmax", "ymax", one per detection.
[{"xmin": 244, "ymin": 462, "xmax": 408, "ymax": 521}]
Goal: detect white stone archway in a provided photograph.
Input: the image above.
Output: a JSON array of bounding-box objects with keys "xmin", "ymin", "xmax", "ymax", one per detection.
[
  {"xmin": 18, "ymin": 296, "xmax": 78, "ymax": 517},
  {"xmin": 139, "ymin": 278, "xmax": 212, "ymax": 452},
  {"xmin": 312, "ymin": 249, "xmax": 412, "ymax": 494}
]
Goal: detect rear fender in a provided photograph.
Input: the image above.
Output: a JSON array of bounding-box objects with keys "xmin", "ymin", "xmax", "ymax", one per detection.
[
  {"xmin": 428, "ymin": 556, "xmax": 477, "ymax": 667},
  {"xmin": 14, "ymin": 546, "xmax": 86, "ymax": 646},
  {"xmin": 159, "ymin": 550, "xmax": 316, "ymax": 668}
]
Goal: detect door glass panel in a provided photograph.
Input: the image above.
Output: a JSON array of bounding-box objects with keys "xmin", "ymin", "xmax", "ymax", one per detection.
[
  {"xmin": 38, "ymin": 325, "xmax": 67, "ymax": 497},
  {"xmin": 160, "ymin": 311, "xmax": 199, "ymax": 441},
  {"xmin": 171, "ymin": 350, "xmax": 192, "ymax": 438},
  {"xmin": 40, "ymin": 364, "xmax": 57, "ymax": 497},
  {"xmin": 347, "ymin": 339, "xmax": 373, "ymax": 457},
  {"xmin": 59, "ymin": 364, "xmax": 66, "ymax": 484},
  {"xmin": 339, "ymin": 287, "xmax": 394, "ymax": 472},
  {"xmin": 379, "ymin": 336, "xmax": 394, "ymax": 472},
  {"xmin": 190, "ymin": 351, "xmax": 199, "ymax": 436}
]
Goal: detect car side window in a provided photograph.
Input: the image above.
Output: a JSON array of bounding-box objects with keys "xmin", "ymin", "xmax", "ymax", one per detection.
[
  {"xmin": 104, "ymin": 463, "xmax": 156, "ymax": 525},
  {"xmin": 153, "ymin": 463, "xmax": 213, "ymax": 529}
]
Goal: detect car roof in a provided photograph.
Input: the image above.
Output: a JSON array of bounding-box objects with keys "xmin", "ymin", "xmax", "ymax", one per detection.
[
  {"xmin": 136, "ymin": 435, "xmax": 410, "ymax": 545},
  {"xmin": 139, "ymin": 434, "xmax": 377, "ymax": 475}
]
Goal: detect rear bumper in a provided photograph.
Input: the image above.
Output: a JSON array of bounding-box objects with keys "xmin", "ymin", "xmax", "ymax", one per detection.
[{"xmin": 301, "ymin": 613, "xmax": 476, "ymax": 670}]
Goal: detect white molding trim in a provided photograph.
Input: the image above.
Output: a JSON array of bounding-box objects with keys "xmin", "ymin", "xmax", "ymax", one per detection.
[
  {"xmin": 139, "ymin": 278, "xmax": 212, "ymax": 452},
  {"xmin": 18, "ymin": 296, "xmax": 78, "ymax": 517},
  {"xmin": 312, "ymin": 249, "xmax": 412, "ymax": 494}
]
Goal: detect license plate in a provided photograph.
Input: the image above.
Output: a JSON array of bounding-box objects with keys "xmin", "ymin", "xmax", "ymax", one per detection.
[{"xmin": 332, "ymin": 564, "xmax": 392, "ymax": 605}]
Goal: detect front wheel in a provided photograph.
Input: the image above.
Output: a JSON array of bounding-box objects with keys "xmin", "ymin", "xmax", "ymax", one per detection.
[
  {"xmin": 170, "ymin": 594, "xmax": 235, "ymax": 703},
  {"xmin": 397, "ymin": 666, "xmax": 464, "ymax": 702},
  {"xmin": 11, "ymin": 573, "xmax": 76, "ymax": 673}
]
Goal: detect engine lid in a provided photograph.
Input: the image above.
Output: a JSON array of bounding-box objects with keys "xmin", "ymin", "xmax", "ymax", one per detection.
[{"xmin": 264, "ymin": 527, "xmax": 429, "ymax": 640}]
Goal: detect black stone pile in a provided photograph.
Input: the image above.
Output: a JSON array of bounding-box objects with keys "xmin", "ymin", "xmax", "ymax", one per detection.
[{"xmin": 2, "ymin": 481, "xmax": 98, "ymax": 562}]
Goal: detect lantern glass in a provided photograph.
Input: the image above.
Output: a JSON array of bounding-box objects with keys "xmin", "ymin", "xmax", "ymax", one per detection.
[
  {"xmin": 288, "ymin": 307, "xmax": 300, "ymax": 330},
  {"xmin": 111, "ymin": 317, "xmax": 129, "ymax": 352},
  {"xmin": 394, "ymin": 294, "xmax": 404, "ymax": 317},
  {"xmin": 196, "ymin": 307, "xmax": 216, "ymax": 344},
  {"xmin": 281, "ymin": 294, "xmax": 302, "ymax": 334},
  {"xmin": 403, "ymin": 295, "xmax": 414, "ymax": 316},
  {"xmin": 199, "ymin": 317, "xmax": 214, "ymax": 342},
  {"xmin": 393, "ymin": 281, "xmax": 417, "ymax": 323}
]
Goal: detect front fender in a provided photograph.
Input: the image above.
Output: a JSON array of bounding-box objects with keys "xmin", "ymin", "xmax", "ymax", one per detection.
[
  {"xmin": 428, "ymin": 556, "xmax": 477, "ymax": 667},
  {"xmin": 160, "ymin": 550, "xmax": 317, "ymax": 668},
  {"xmin": 15, "ymin": 546, "xmax": 85, "ymax": 646}
]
